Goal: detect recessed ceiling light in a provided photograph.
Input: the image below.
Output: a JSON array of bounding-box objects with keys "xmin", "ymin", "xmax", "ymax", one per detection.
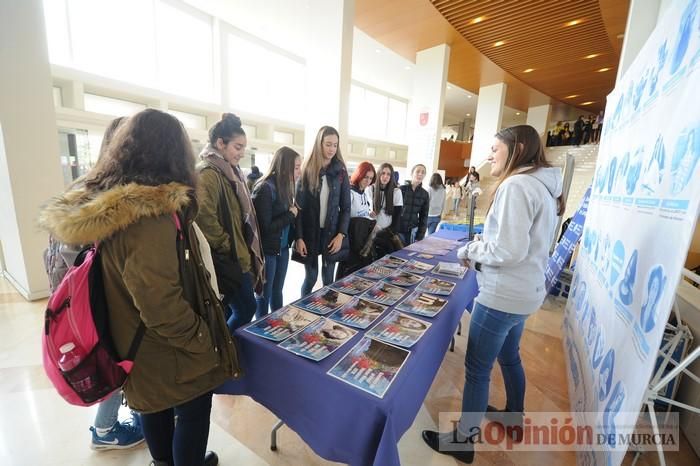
[
  {"xmin": 565, "ymin": 19, "xmax": 583, "ymax": 27},
  {"xmin": 404, "ymin": 65, "xmax": 411, "ymax": 70},
  {"xmin": 467, "ymin": 95, "xmax": 472, "ymax": 98},
  {"xmin": 470, "ymin": 16, "xmax": 485, "ymax": 24},
  {"xmin": 580, "ymin": 101, "xmax": 595, "ymax": 105},
  {"xmin": 597, "ymin": 67, "xmax": 611, "ymax": 72},
  {"xmin": 466, "ymin": 113, "xmax": 471, "ymax": 116},
  {"xmin": 523, "ymin": 68, "xmax": 534, "ymax": 73},
  {"xmin": 516, "ymin": 112, "xmax": 521, "ymax": 115},
  {"xmin": 375, "ymin": 49, "xmax": 381, "ymax": 53},
  {"xmin": 493, "ymin": 41, "xmax": 505, "ymax": 47},
  {"xmin": 564, "ymin": 94, "xmax": 580, "ymax": 99},
  {"xmin": 584, "ymin": 53, "xmax": 601, "ymax": 59}
]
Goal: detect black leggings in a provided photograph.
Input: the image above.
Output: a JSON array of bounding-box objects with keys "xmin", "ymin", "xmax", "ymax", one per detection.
[{"xmin": 140, "ymin": 391, "xmax": 213, "ymax": 466}]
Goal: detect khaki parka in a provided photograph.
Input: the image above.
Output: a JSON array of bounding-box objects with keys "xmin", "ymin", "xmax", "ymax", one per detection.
[{"xmin": 39, "ymin": 182, "xmax": 241, "ymax": 413}]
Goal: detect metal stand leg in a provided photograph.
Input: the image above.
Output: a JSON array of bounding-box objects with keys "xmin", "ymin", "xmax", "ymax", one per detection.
[
  {"xmin": 270, "ymin": 419, "xmax": 284, "ymax": 451},
  {"xmin": 450, "ymin": 336, "xmax": 455, "ymax": 352},
  {"xmin": 457, "ymin": 321, "xmax": 462, "ymax": 336}
]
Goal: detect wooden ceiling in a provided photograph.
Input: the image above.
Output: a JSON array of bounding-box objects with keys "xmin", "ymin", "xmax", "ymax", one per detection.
[{"xmin": 355, "ymin": 0, "xmax": 630, "ymax": 114}]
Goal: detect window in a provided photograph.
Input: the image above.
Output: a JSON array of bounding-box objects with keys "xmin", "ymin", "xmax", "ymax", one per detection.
[
  {"xmin": 226, "ymin": 32, "xmax": 305, "ymax": 123},
  {"xmin": 52, "ymin": 87, "xmax": 63, "ymax": 108},
  {"xmin": 349, "ymin": 83, "xmax": 408, "ymax": 144},
  {"xmin": 365, "ymin": 146, "xmax": 376, "ymax": 157},
  {"xmin": 168, "ymin": 109, "xmax": 206, "ymax": 130},
  {"xmin": 68, "ymin": 0, "xmax": 157, "ymax": 88},
  {"xmin": 43, "ymin": 0, "xmax": 216, "ymax": 103},
  {"xmin": 273, "ymin": 130, "xmax": 294, "ymax": 145},
  {"xmin": 242, "ymin": 124, "xmax": 257, "ymax": 139},
  {"xmin": 84, "ymin": 94, "xmax": 146, "ymax": 116},
  {"xmin": 156, "ymin": 0, "xmax": 215, "ymax": 102}
]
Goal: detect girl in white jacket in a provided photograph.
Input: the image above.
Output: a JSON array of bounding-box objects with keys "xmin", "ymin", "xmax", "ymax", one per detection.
[{"xmin": 422, "ymin": 125, "xmax": 564, "ymax": 463}]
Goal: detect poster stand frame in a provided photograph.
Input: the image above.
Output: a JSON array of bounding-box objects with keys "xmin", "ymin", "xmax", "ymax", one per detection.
[{"xmin": 630, "ymin": 268, "xmax": 700, "ymax": 466}]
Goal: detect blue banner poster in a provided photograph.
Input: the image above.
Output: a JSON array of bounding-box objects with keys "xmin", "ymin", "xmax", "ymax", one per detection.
[
  {"xmin": 562, "ymin": 1, "xmax": 700, "ymax": 465},
  {"xmin": 545, "ymin": 186, "xmax": 591, "ymax": 291}
]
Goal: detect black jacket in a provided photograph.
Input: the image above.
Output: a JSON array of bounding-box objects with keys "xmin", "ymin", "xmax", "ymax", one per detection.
[
  {"xmin": 399, "ymin": 182, "xmax": 429, "ymax": 240},
  {"xmin": 252, "ymin": 176, "xmax": 295, "ymax": 256},
  {"xmin": 295, "ymin": 157, "xmax": 351, "ymax": 259}
]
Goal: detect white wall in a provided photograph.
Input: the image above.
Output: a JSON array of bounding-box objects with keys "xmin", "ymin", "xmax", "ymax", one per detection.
[{"xmin": 0, "ymin": 0, "xmax": 65, "ymax": 299}]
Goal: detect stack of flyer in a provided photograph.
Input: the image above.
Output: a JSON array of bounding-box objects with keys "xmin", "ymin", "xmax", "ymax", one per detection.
[
  {"xmin": 374, "ymin": 255, "xmax": 407, "ymax": 268},
  {"xmin": 327, "ymin": 336, "xmax": 410, "ymax": 398},
  {"xmin": 433, "ymin": 261, "xmax": 467, "ymax": 279}
]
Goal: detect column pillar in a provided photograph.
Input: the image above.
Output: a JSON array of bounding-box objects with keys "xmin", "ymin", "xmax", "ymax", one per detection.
[
  {"xmin": 304, "ymin": 0, "xmax": 354, "ymax": 157},
  {"xmin": 526, "ymin": 103, "xmax": 552, "ymax": 145},
  {"xmin": 0, "ymin": 0, "xmax": 65, "ymax": 299},
  {"xmin": 616, "ymin": 0, "xmax": 662, "ymax": 84},
  {"xmin": 406, "ymin": 44, "xmax": 450, "ymax": 176},
  {"xmin": 470, "ymin": 82, "xmax": 506, "ymax": 168}
]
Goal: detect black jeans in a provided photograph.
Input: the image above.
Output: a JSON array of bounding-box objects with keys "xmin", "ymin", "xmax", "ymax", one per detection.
[{"xmin": 141, "ymin": 391, "xmax": 213, "ymax": 466}]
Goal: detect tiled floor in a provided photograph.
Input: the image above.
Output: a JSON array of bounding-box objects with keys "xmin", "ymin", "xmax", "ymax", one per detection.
[{"xmin": 0, "ymin": 259, "xmax": 697, "ymax": 465}]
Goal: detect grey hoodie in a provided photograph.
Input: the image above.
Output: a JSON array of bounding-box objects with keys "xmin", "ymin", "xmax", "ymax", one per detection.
[{"xmin": 458, "ymin": 167, "xmax": 563, "ymax": 315}]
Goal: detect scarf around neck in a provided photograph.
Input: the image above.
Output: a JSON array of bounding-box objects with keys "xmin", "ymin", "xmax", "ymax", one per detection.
[{"xmin": 199, "ymin": 143, "xmax": 265, "ymax": 289}]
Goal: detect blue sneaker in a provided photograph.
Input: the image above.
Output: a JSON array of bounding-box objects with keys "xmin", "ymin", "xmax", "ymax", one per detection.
[{"xmin": 90, "ymin": 421, "xmax": 145, "ymax": 450}]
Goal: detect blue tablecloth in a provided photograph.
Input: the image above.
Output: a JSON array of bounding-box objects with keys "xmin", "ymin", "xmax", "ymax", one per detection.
[{"xmin": 217, "ymin": 230, "xmax": 479, "ymax": 466}]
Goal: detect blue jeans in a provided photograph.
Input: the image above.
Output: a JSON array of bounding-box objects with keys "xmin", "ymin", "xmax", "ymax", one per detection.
[
  {"xmin": 141, "ymin": 391, "xmax": 212, "ymax": 466},
  {"xmin": 93, "ymin": 390, "xmax": 123, "ymax": 429},
  {"xmin": 301, "ymin": 256, "xmax": 336, "ymax": 296},
  {"xmin": 458, "ymin": 302, "xmax": 528, "ymax": 437},
  {"xmin": 427, "ymin": 216, "xmax": 441, "ymax": 234},
  {"xmin": 256, "ymin": 249, "xmax": 290, "ymax": 319},
  {"xmin": 226, "ymin": 272, "xmax": 257, "ymax": 332}
]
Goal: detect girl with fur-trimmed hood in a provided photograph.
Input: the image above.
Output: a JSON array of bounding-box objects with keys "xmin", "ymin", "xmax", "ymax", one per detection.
[{"xmin": 39, "ymin": 109, "xmax": 239, "ymax": 466}]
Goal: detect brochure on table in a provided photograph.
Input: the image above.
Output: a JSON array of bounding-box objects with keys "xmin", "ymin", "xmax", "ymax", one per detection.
[
  {"xmin": 278, "ymin": 318, "xmax": 357, "ymax": 361},
  {"xmin": 396, "ymin": 291, "xmax": 448, "ymax": 318},
  {"xmin": 327, "ymin": 336, "xmax": 410, "ymax": 398},
  {"xmin": 244, "ymin": 306, "xmax": 319, "ymax": 342},
  {"xmin": 365, "ymin": 310, "xmax": 431, "ymax": 348},
  {"xmin": 330, "ymin": 297, "xmax": 387, "ymax": 329},
  {"xmin": 416, "ymin": 277, "xmax": 456, "ymax": 296},
  {"xmin": 329, "ymin": 276, "xmax": 375, "ymax": 295},
  {"xmin": 361, "ymin": 281, "xmax": 409, "ymax": 306},
  {"xmin": 295, "ymin": 288, "xmax": 353, "ymax": 315}
]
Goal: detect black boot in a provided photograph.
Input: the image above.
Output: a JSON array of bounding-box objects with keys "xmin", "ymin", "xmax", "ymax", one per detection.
[
  {"xmin": 204, "ymin": 451, "xmax": 219, "ymax": 466},
  {"xmin": 421, "ymin": 430, "xmax": 474, "ymax": 464}
]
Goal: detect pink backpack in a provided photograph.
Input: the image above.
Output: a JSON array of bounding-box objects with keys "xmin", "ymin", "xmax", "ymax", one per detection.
[{"xmin": 42, "ymin": 213, "xmax": 182, "ymax": 406}]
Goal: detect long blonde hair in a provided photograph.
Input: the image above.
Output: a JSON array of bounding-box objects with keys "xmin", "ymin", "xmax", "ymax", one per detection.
[{"xmin": 301, "ymin": 126, "xmax": 346, "ymax": 192}]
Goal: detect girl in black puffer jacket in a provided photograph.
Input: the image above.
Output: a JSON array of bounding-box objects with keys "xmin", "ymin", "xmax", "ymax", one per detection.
[{"xmin": 252, "ymin": 146, "xmax": 301, "ymax": 318}]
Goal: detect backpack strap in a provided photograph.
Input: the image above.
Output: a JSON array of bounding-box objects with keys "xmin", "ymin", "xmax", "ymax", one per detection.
[{"xmin": 124, "ymin": 212, "xmax": 182, "ymax": 362}]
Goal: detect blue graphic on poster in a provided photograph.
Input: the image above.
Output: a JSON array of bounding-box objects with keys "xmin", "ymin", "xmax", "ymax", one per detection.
[{"xmin": 562, "ymin": 2, "xmax": 700, "ymax": 465}]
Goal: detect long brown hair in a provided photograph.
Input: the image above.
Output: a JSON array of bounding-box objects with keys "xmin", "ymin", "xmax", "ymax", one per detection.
[
  {"xmin": 256, "ymin": 146, "xmax": 300, "ymax": 208},
  {"xmin": 373, "ymin": 162, "xmax": 398, "ymax": 212},
  {"xmin": 490, "ymin": 125, "xmax": 565, "ymax": 215},
  {"xmin": 85, "ymin": 109, "xmax": 197, "ymax": 191},
  {"xmin": 301, "ymin": 126, "xmax": 346, "ymax": 192}
]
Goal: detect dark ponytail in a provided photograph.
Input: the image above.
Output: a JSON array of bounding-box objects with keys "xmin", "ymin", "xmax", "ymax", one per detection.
[{"xmin": 208, "ymin": 112, "xmax": 245, "ymax": 145}]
